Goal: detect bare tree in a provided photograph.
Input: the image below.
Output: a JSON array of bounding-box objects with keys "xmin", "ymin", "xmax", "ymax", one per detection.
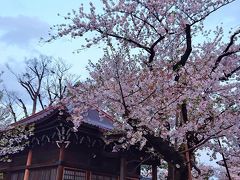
[
  {"xmin": 0, "ymin": 73, "xmax": 13, "ymax": 126},
  {"xmin": 0, "ymin": 89, "xmax": 30, "ymax": 122},
  {"xmin": 7, "ymin": 55, "xmax": 51, "ymax": 115},
  {"xmin": 44, "ymin": 58, "xmax": 79, "ymax": 105},
  {"xmin": 4, "ymin": 55, "xmax": 78, "ymax": 120},
  {"xmin": 0, "ymin": 90, "xmax": 17, "ymax": 122}
]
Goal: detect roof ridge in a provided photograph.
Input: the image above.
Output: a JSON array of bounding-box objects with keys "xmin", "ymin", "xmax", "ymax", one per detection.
[{"xmin": 12, "ymin": 106, "xmax": 56, "ymax": 126}]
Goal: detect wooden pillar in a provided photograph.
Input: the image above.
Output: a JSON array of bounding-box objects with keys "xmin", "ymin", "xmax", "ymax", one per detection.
[
  {"xmin": 120, "ymin": 157, "xmax": 126, "ymax": 180},
  {"xmin": 86, "ymin": 171, "xmax": 91, "ymax": 180},
  {"xmin": 152, "ymin": 164, "xmax": 157, "ymax": 180},
  {"xmin": 56, "ymin": 144, "xmax": 65, "ymax": 180},
  {"xmin": 23, "ymin": 149, "xmax": 32, "ymax": 180}
]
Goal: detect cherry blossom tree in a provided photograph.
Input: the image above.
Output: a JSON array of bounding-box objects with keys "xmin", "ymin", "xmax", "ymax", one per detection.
[{"xmin": 50, "ymin": 0, "xmax": 240, "ymax": 179}]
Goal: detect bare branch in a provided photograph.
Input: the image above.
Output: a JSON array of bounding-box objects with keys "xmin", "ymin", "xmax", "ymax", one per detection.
[{"xmin": 17, "ymin": 98, "xmax": 28, "ymax": 117}]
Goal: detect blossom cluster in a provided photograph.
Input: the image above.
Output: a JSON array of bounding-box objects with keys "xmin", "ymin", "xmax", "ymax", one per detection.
[{"xmin": 0, "ymin": 124, "xmax": 34, "ymax": 162}]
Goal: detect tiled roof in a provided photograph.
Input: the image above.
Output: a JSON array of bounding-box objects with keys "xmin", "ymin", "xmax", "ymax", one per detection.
[
  {"xmin": 12, "ymin": 106, "xmax": 57, "ymax": 126},
  {"xmin": 83, "ymin": 109, "xmax": 114, "ymax": 130},
  {"xmin": 13, "ymin": 106, "xmax": 114, "ymax": 131}
]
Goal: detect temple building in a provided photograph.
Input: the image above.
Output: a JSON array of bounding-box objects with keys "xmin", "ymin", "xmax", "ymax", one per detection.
[{"xmin": 0, "ymin": 107, "xmax": 159, "ymax": 180}]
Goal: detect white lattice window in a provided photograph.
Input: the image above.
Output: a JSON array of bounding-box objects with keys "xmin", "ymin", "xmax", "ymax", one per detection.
[
  {"xmin": 91, "ymin": 173, "xmax": 117, "ymax": 180},
  {"xmin": 63, "ymin": 168, "xmax": 86, "ymax": 180}
]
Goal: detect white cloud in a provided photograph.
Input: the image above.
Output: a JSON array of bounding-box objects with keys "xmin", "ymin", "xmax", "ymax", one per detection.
[{"xmin": 0, "ymin": 15, "xmax": 49, "ymax": 47}]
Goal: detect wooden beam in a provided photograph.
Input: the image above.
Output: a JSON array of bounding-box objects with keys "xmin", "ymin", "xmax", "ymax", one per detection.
[
  {"xmin": 120, "ymin": 157, "xmax": 126, "ymax": 180},
  {"xmin": 152, "ymin": 164, "xmax": 157, "ymax": 180},
  {"xmin": 23, "ymin": 149, "xmax": 32, "ymax": 180},
  {"xmin": 56, "ymin": 144, "xmax": 65, "ymax": 180}
]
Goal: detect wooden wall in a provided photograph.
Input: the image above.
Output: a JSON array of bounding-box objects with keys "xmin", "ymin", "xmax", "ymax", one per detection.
[
  {"xmin": 63, "ymin": 143, "xmax": 140, "ymax": 179},
  {"xmin": 31, "ymin": 144, "xmax": 59, "ymax": 166}
]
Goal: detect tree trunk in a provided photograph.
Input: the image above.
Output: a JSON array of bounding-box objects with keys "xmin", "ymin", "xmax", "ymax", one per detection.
[
  {"xmin": 32, "ymin": 98, "xmax": 37, "ymax": 115},
  {"xmin": 9, "ymin": 104, "xmax": 17, "ymax": 122},
  {"xmin": 167, "ymin": 163, "xmax": 175, "ymax": 180},
  {"xmin": 145, "ymin": 135, "xmax": 188, "ymax": 180},
  {"xmin": 167, "ymin": 163, "xmax": 187, "ymax": 180},
  {"xmin": 168, "ymin": 163, "xmax": 188, "ymax": 180},
  {"xmin": 18, "ymin": 98, "xmax": 28, "ymax": 117}
]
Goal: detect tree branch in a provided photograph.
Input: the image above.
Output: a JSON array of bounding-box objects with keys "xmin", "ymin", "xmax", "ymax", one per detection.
[
  {"xmin": 219, "ymin": 65, "xmax": 240, "ymax": 81},
  {"xmin": 17, "ymin": 98, "xmax": 28, "ymax": 117},
  {"xmin": 98, "ymin": 29, "xmax": 151, "ymax": 53},
  {"xmin": 148, "ymin": 35, "xmax": 165, "ymax": 64},
  {"xmin": 212, "ymin": 29, "xmax": 240, "ymax": 72},
  {"xmin": 173, "ymin": 24, "xmax": 192, "ymax": 71}
]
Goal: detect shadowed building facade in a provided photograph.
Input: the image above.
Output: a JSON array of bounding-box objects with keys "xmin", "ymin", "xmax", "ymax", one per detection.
[{"xmin": 0, "ymin": 107, "xmax": 158, "ymax": 180}]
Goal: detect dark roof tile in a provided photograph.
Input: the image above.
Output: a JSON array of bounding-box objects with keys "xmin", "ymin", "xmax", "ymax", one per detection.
[{"xmin": 13, "ymin": 106, "xmax": 114, "ymax": 131}]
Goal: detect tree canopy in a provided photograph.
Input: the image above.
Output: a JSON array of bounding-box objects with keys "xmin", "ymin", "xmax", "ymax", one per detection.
[{"xmin": 49, "ymin": 0, "xmax": 240, "ymax": 179}]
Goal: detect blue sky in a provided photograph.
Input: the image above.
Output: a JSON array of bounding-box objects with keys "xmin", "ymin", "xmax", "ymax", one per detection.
[
  {"xmin": 0, "ymin": 0, "xmax": 239, "ymax": 79},
  {"xmin": 0, "ymin": 0, "xmax": 239, "ymax": 95},
  {"xmin": 0, "ymin": 0, "xmax": 104, "ymax": 80}
]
